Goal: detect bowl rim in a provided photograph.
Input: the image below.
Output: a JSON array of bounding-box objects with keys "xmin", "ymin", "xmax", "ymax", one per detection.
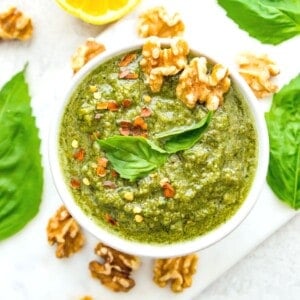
[{"xmin": 49, "ymin": 39, "xmax": 269, "ymax": 258}]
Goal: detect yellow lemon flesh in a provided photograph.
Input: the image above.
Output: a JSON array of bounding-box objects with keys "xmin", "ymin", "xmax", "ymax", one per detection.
[{"xmin": 55, "ymin": 0, "xmax": 141, "ymax": 25}]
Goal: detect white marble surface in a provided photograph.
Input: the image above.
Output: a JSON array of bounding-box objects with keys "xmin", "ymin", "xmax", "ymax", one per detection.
[{"xmin": 0, "ymin": 0, "xmax": 299, "ymax": 299}]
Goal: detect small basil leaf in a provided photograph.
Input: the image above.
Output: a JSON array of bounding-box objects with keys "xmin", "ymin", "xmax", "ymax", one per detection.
[
  {"xmin": 98, "ymin": 136, "xmax": 168, "ymax": 181},
  {"xmin": 265, "ymin": 74, "xmax": 300, "ymax": 210},
  {"xmin": 217, "ymin": 0, "xmax": 300, "ymax": 45},
  {"xmin": 0, "ymin": 68, "xmax": 43, "ymax": 240},
  {"xmin": 155, "ymin": 112, "xmax": 212, "ymax": 153}
]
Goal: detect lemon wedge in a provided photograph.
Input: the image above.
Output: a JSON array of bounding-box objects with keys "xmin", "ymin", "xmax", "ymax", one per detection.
[{"xmin": 55, "ymin": 0, "xmax": 141, "ymax": 25}]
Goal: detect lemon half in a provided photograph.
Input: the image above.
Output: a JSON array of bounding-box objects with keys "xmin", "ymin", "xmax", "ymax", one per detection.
[{"xmin": 55, "ymin": 0, "xmax": 141, "ymax": 25}]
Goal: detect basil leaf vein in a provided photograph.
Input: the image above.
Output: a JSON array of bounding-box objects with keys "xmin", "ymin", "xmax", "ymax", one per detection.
[
  {"xmin": 265, "ymin": 74, "xmax": 300, "ymax": 209},
  {"xmin": 98, "ymin": 136, "xmax": 168, "ymax": 181},
  {"xmin": 155, "ymin": 111, "xmax": 212, "ymax": 153},
  {"xmin": 217, "ymin": 0, "xmax": 300, "ymax": 45},
  {"xmin": 0, "ymin": 68, "xmax": 43, "ymax": 240}
]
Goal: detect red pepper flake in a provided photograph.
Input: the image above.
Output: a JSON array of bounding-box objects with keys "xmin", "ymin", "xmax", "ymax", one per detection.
[
  {"xmin": 70, "ymin": 178, "xmax": 81, "ymax": 189},
  {"xmin": 96, "ymin": 157, "xmax": 108, "ymax": 177},
  {"xmin": 103, "ymin": 180, "xmax": 117, "ymax": 189},
  {"xmin": 104, "ymin": 213, "xmax": 117, "ymax": 226},
  {"xmin": 96, "ymin": 102, "xmax": 108, "ymax": 110},
  {"xmin": 119, "ymin": 127, "xmax": 131, "ymax": 136},
  {"xmin": 98, "ymin": 157, "xmax": 108, "ymax": 167},
  {"xmin": 73, "ymin": 148, "xmax": 85, "ymax": 161},
  {"xmin": 119, "ymin": 120, "xmax": 132, "ymax": 127},
  {"xmin": 119, "ymin": 120, "xmax": 132, "ymax": 136},
  {"xmin": 110, "ymin": 170, "xmax": 119, "ymax": 178},
  {"xmin": 107, "ymin": 100, "xmax": 119, "ymax": 111},
  {"xmin": 140, "ymin": 107, "xmax": 152, "ymax": 117},
  {"xmin": 131, "ymin": 126, "xmax": 143, "ymax": 136},
  {"xmin": 122, "ymin": 98, "xmax": 132, "ymax": 108},
  {"xmin": 162, "ymin": 182, "xmax": 176, "ymax": 198},
  {"xmin": 118, "ymin": 118, "xmax": 148, "ymax": 137},
  {"xmin": 133, "ymin": 116, "xmax": 148, "ymax": 130},
  {"xmin": 96, "ymin": 166, "xmax": 107, "ymax": 177},
  {"xmin": 124, "ymin": 72, "xmax": 139, "ymax": 79},
  {"xmin": 118, "ymin": 69, "xmax": 139, "ymax": 79},
  {"xmin": 118, "ymin": 53, "xmax": 137, "ymax": 67}
]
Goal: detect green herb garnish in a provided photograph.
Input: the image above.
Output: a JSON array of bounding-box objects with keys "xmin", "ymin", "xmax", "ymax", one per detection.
[
  {"xmin": 265, "ymin": 74, "xmax": 300, "ymax": 209},
  {"xmin": 99, "ymin": 113, "xmax": 211, "ymax": 181},
  {"xmin": 0, "ymin": 68, "xmax": 43, "ymax": 240},
  {"xmin": 155, "ymin": 111, "xmax": 212, "ymax": 153},
  {"xmin": 217, "ymin": 0, "xmax": 300, "ymax": 45},
  {"xmin": 98, "ymin": 136, "xmax": 168, "ymax": 181}
]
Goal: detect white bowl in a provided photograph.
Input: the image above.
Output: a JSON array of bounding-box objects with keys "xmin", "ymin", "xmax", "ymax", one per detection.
[{"xmin": 49, "ymin": 40, "xmax": 269, "ymax": 258}]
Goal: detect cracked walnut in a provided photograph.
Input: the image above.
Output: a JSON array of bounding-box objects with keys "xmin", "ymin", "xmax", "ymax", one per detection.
[
  {"xmin": 153, "ymin": 254, "xmax": 198, "ymax": 293},
  {"xmin": 140, "ymin": 37, "xmax": 189, "ymax": 92},
  {"xmin": 0, "ymin": 7, "xmax": 33, "ymax": 41},
  {"xmin": 138, "ymin": 6, "xmax": 185, "ymax": 38},
  {"xmin": 237, "ymin": 52, "xmax": 279, "ymax": 98},
  {"xmin": 89, "ymin": 243, "xmax": 140, "ymax": 292},
  {"xmin": 176, "ymin": 56, "xmax": 231, "ymax": 110},
  {"xmin": 71, "ymin": 38, "xmax": 105, "ymax": 73},
  {"xmin": 46, "ymin": 205, "xmax": 84, "ymax": 258}
]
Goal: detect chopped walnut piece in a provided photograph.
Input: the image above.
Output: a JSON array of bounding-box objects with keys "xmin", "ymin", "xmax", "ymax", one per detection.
[
  {"xmin": 47, "ymin": 206, "xmax": 84, "ymax": 258},
  {"xmin": 140, "ymin": 37, "xmax": 189, "ymax": 92},
  {"xmin": 176, "ymin": 57, "xmax": 231, "ymax": 110},
  {"xmin": 0, "ymin": 7, "xmax": 33, "ymax": 41},
  {"xmin": 80, "ymin": 296, "xmax": 93, "ymax": 300},
  {"xmin": 89, "ymin": 243, "xmax": 141, "ymax": 292},
  {"xmin": 237, "ymin": 52, "xmax": 279, "ymax": 98},
  {"xmin": 153, "ymin": 254, "xmax": 198, "ymax": 293},
  {"xmin": 138, "ymin": 6, "xmax": 185, "ymax": 38},
  {"xmin": 71, "ymin": 38, "xmax": 105, "ymax": 73}
]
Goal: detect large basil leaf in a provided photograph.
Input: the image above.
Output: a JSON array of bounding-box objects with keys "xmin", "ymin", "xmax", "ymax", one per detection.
[
  {"xmin": 265, "ymin": 74, "xmax": 300, "ymax": 209},
  {"xmin": 99, "ymin": 136, "xmax": 168, "ymax": 181},
  {"xmin": 0, "ymin": 68, "xmax": 43, "ymax": 240},
  {"xmin": 217, "ymin": 0, "xmax": 300, "ymax": 45},
  {"xmin": 155, "ymin": 112, "xmax": 212, "ymax": 153}
]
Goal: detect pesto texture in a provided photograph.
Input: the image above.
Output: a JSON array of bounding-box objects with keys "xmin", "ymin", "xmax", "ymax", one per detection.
[{"xmin": 59, "ymin": 51, "xmax": 257, "ymax": 244}]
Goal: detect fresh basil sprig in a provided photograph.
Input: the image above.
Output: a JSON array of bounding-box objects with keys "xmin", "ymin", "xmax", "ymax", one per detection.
[
  {"xmin": 217, "ymin": 0, "xmax": 300, "ymax": 45},
  {"xmin": 155, "ymin": 111, "xmax": 212, "ymax": 153},
  {"xmin": 99, "ymin": 113, "xmax": 211, "ymax": 181},
  {"xmin": 265, "ymin": 74, "xmax": 300, "ymax": 209},
  {"xmin": 99, "ymin": 136, "xmax": 168, "ymax": 181},
  {"xmin": 0, "ymin": 68, "xmax": 43, "ymax": 240}
]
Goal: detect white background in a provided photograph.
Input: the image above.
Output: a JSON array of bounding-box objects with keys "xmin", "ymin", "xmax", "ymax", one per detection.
[{"xmin": 0, "ymin": 0, "xmax": 299, "ymax": 299}]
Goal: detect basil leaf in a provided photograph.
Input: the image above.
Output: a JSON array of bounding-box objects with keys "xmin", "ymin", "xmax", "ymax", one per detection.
[
  {"xmin": 155, "ymin": 112, "xmax": 212, "ymax": 153},
  {"xmin": 0, "ymin": 68, "xmax": 43, "ymax": 240},
  {"xmin": 265, "ymin": 74, "xmax": 300, "ymax": 209},
  {"xmin": 217, "ymin": 0, "xmax": 300, "ymax": 45},
  {"xmin": 99, "ymin": 136, "xmax": 168, "ymax": 181}
]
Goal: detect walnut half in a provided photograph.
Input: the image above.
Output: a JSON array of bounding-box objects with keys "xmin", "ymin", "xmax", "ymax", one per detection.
[
  {"xmin": 0, "ymin": 7, "xmax": 33, "ymax": 41},
  {"xmin": 237, "ymin": 52, "xmax": 279, "ymax": 98},
  {"xmin": 138, "ymin": 6, "xmax": 185, "ymax": 38},
  {"xmin": 89, "ymin": 243, "xmax": 141, "ymax": 292},
  {"xmin": 153, "ymin": 254, "xmax": 198, "ymax": 293},
  {"xmin": 47, "ymin": 205, "xmax": 85, "ymax": 258},
  {"xmin": 71, "ymin": 38, "xmax": 106, "ymax": 73},
  {"xmin": 176, "ymin": 57, "xmax": 231, "ymax": 110},
  {"xmin": 140, "ymin": 37, "xmax": 189, "ymax": 92}
]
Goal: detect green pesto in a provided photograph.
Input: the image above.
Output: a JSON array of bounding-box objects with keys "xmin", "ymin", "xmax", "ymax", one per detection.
[{"xmin": 59, "ymin": 50, "xmax": 257, "ymax": 244}]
